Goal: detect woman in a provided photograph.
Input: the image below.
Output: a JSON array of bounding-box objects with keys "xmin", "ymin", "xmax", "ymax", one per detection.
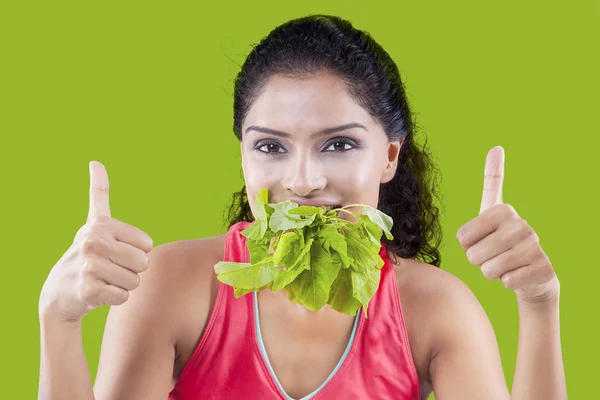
[{"xmin": 38, "ymin": 14, "xmax": 566, "ymax": 399}]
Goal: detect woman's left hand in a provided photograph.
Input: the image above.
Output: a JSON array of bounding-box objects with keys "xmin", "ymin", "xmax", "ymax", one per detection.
[{"xmin": 456, "ymin": 146, "xmax": 559, "ymax": 304}]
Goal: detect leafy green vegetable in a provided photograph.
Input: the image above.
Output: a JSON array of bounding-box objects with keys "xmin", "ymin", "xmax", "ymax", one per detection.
[
  {"xmin": 269, "ymin": 200, "xmax": 316, "ymax": 232},
  {"xmin": 317, "ymin": 225, "xmax": 350, "ymax": 268},
  {"xmin": 213, "ymin": 188, "xmax": 394, "ymax": 316},
  {"xmin": 214, "ymin": 258, "xmax": 278, "ymax": 289},
  {"xmin": 290, "ymin": 240, "xmax": 341, "ymax": 311},
  {"xmin": 240, "ymin": 189, "xmax": 271, "ymax": 240},
  {"xmin": 328, "ymin": 267, "xmax": 362, "ymax": 315},
  {"xmin": 271, "ymin": 237, "xmax": 313, "ymax": 291}
]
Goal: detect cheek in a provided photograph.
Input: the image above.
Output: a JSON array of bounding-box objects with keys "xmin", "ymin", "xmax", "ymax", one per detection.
[
  {"xmin": 243, "ymin": 157, "xmax": 281, "ymax": 188},
  {"xmin": 242, "ymin": 153, "xmax": 282, "ymax": 214},
  {"xmin": 328, "ymin": 154, "xmax": 384, "ymax": 199}
]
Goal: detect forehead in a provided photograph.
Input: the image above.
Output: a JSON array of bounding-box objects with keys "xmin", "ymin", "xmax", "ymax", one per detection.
[{"xmin": 243, "ymin": 72, "xmax": 376, "ymax": 134}]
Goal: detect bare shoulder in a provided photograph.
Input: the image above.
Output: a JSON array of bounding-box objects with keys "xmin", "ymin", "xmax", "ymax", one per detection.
[
  {"xmin": 390, "ymin": 257, "xmax": 463, "ymax": 394},
  {"xmin": 94, "ymin": 233, "xmax": 227, "ymax": 398},
  {"xmin": 156, "ymin": 234, "xmax": 227, "ymax": 378},
  {"xmin": 131, "ymin": 233, "xmax": 227, "ymax": 326},
  {"xmin": 153, "ymin": 234, "xmax": 227, "ymax": 300},
  {"xmin": 392, "ymin": 256, "xmax": 508, "ymax": 398},
  {"xmin": 394, "ymin": 256, "xmax": 479, "ymax": 324}
]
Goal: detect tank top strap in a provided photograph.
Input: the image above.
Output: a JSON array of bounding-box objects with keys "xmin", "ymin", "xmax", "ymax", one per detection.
[
  {"xmin": 353, "ymin": 244, "xmax": 421, "ymax": 399},
  {"xmin": 223, "ymin": 221, "xmax": 253, "ymax": 263},
  {"xmin": 381, "ymin": 247, "xmax": 420, "ymax": 395}
]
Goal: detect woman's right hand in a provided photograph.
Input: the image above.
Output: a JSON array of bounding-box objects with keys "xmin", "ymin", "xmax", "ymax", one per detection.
[{"xmin": 39, "ymin": 161, "xmax": 154, "ymax": 324}]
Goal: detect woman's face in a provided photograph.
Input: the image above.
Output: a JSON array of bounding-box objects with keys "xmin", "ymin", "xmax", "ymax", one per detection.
[{"xmin": 241, "ymin": 72, "xmax": 403, "ymax": 219}]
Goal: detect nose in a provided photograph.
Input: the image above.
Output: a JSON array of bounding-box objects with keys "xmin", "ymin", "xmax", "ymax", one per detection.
[{"xmin": 281, "ymin": 151, "xmax": 327, "ymax": 197}]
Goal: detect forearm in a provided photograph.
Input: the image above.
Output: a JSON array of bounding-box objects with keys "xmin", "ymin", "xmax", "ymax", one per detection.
[
  {"xmin": 38, "ymin": 313, "xmax": 95, "ymax": 400},
  {"xmin": 510, "ymin": 294, "xmax": 567, "ymax": 400}
]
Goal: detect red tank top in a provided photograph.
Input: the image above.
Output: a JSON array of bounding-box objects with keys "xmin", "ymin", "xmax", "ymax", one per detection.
[{"xmin": 168, "ymin": 221, "xmax": 421, "ymax": 399}]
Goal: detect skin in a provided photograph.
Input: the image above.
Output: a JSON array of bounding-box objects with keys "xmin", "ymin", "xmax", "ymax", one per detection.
[{"xmin": 87, "ymin": 72, "xmax": 565, "ymax": 399}]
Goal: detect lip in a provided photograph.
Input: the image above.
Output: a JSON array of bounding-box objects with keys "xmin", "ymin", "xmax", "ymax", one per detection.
[{"xmin": 290, "ymin": 200, "xmax": 342, "ymax": 207}]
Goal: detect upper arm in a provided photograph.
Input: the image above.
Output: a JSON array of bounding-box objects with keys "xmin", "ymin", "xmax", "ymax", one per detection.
[
  {"xmin": 93, "ymin": 242, "xmax": 184, "ymax": 400},
  {"xmin": 428, "ymin": 273, "xmax": 511, "ymax": 400}
]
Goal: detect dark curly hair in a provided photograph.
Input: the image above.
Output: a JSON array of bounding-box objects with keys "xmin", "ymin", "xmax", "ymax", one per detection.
[{"xmin": 223, "ymin": 14, "xmax": 444, "ymax": 268}]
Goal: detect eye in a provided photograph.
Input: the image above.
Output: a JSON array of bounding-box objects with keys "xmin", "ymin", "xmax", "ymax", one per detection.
[
  {"xmin": 256, "ymin": 141, "xmax": 287, "ymax": 154},
  {"xmin": 323, "ymin": 138, "xmax": 358, "ymax": 152}
]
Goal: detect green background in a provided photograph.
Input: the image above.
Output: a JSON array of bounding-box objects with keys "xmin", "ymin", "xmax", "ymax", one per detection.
[{"xmin": 1, "ymin": 1, "xmax": 598, "ymax": 398}]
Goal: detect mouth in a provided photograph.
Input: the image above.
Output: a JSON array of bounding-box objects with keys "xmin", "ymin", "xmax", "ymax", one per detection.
[{"xmin": 292, "ymin": 200, "xmax": 343, "ymax": 209}]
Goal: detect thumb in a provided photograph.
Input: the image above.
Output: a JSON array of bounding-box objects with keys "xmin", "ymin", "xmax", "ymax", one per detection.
[
  {"xmin": 479, "ymin": 146, "xmax": 505, "ymax": 215},
  {"xmin": 87, "ymin": 161, "xmax": 111, "ymax": 223}
]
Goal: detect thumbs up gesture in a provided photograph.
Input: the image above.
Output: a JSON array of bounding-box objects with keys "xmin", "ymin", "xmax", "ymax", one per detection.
[
  {"xmin": 39, "ymin": 162, "xmax": 154, "ymax": 323},
  {"xmin": 456, "ymin": 147, "xmax": 560, "ymax": 304}
]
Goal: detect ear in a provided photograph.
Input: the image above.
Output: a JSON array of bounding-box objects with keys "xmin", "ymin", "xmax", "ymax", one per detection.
[{"xmin": 380, "ymin": 138, "xmax": 404, "ymax": 184}]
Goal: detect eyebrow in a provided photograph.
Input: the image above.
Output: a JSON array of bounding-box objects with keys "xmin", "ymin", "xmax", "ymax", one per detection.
[{"xmin": 244, "ymin": 122, "xmax": 368, "ymax": 138}]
